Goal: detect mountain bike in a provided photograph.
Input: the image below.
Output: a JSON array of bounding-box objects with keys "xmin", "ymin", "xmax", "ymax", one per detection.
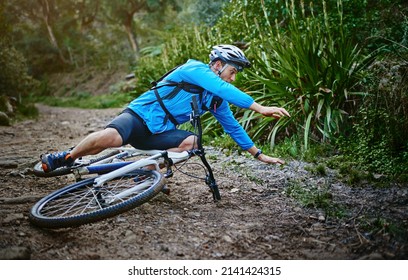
[{"xmin": 29, "ymin": 96, "xmax": 220, "ymax": 229}]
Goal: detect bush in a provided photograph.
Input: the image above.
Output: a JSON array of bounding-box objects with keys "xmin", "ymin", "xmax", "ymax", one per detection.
[
  {"xmin": 338, "ymin": 57, "xmax": 408, "ymax": 175},
  {"xmin": 0, "ymin": 8, "xmax": 38, "ymax": 124},
  {"xmin": 0, "ymin": 41, "xmax": 37, "ymax": 99},
  {"xmin": 236, "ymin": 0, "xmax": 376, "ymax": 150}
]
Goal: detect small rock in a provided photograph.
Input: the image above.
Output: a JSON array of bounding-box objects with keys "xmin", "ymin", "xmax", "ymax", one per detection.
[
  {"xmin": 115, "ymin": 216, "xmax": 127, "ymax": 223},
  {"xmin": 123, "ymin": 232, "xmax": 137, "ymax": 243},
  {"xmin": 211, "ymin": 252, "xmax": 223, "ymax": 258},
  {"xmin": 3, "ymin": 213, "xmax": 24, "ymax": 224},
  {"xmin": 373, "ymin": 174, "xmax": 384, "ymax": 180},
  {"xmin": 265, "ymin": 235, "xmax": 281, "ymax": 241},
  {"xmin": 222, "ymin": 235, "xmax": 233, "ymax": 243}
]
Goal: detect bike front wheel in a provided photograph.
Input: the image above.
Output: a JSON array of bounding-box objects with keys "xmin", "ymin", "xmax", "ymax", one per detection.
[{"xmin": 29, "ymin": 169, "xmax": 165, "ymax": 228}]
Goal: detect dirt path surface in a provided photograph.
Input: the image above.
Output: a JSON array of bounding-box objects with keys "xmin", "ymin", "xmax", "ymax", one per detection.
[{"xmin": 0, "ymin": 105, "xmax": 407, "ymax": 260}]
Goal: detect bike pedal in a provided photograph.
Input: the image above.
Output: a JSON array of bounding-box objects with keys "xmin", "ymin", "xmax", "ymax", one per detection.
[{"xmin": 161, "ymin": 185, "xmax": 170, "ymax": 195}]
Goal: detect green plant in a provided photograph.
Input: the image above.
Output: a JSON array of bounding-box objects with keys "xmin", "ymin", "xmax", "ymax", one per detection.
[
  {"xmin": 15, "ymin": 101, "xmax": 38, "ymax": 119},
  {"xmin": 242, "ymin": 0, "xmax": 376, "ymax": 150},
  {"xmin": 359, "ymin": 216, "xmax": 408, "ymax": 243},
  {"xmin": 271, "ymin": 135, "xmax": 300, "ymax": 158},
  {"xmin": 29, "ymin": 92, "xmax": 132, "ymax": 109},
  {"xmin": 286, "ymin": 179, "xmax": 345, "ymax": 218},
  {"xmin": 207, "ymin": 133, "xmax": 238, "ymax": 152},
  {"xmin": 338, "ymin": 105, "xmax": 408, "ymax": 175},
  {"xmin": 312, "ymin": 164, "xmax": 328, "ymax": 176},
  {"xmin": 0, "ymin": 41, "xmax": 37, "ymax": 99}
]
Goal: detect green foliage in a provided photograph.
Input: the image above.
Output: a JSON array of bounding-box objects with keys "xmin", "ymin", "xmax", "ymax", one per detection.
[
  {"xmin": 207, "ymin": 133, "xmax": 238, "ymax": 153},
  {"xmin": 5, "ymin": 0, "xmax": 186, "ymax": 76},
  {"xmin": 0, "ymin": 41, "xmax": 37, "ymax": 98},
  {"xmin": 359, "ymin": 216, "xmax": 408, "ymax": 243},
  {"xmin": 214, "ymin": 0, "xmax": 289, "ymax": 43},
  {"xmin": 286, "ymin": 180, "xmax": 331, "ymax": 209},
  {"xmin": 175, "ymin": 0, "xmax": 229, "ymax": 27},
  {"xmin": 15, "ymin": 101, "xmax": 39, "ymax": 120},
  {"xmin": 0, "ymin": 4, "xmax": 38, "ymax": 123},
  {"xmin": 338, "ymin": 107, "xmax": 408, "ymax": 176},
  {"xmin": 305, "ymin": 163, "xmax": 327, "ymax": 177},
  {"xmin": 30, "ymin": 92, "xmax": 132, "ymax": 109},
  {"xmin": 335, "ymin": 42, "xmax": 408, "ymax": 176},
  {"xmin": 286, "ymin": 179, "xmax": 345, "ymax": 218},
  {"xmin": 209, "ymin": 0, "xmax": 407, "ymax": 177},
  {"xmin": 264, "ymin": 134, "xmax": 334, "ymax": 163},
  {"xmin": 240, "ymin": 0, "xmax": 376, "ymax": 150}
]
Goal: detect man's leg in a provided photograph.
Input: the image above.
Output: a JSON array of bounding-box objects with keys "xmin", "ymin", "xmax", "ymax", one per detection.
[
  {"xmin": 41, "ymin": 128, "xmax": 123, "ymax": 172},
  {"xmin": 70, "ymin": 128, "xmax": 123, "ymax": 160},
  {"xmin": 167, "ymin": 135, "xmax": 197, "ymax": 152}
]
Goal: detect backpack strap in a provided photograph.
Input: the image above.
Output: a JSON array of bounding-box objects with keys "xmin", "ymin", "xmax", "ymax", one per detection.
[
  {"xmin": 145, "ymin": 64, "xmax": 206, "ymax": 126},
  {"xmin": 153, "ymin": 87, "xmax": 179, "ymax": 125},
  {"xmin": 150, "ymin": 65, "xmax": 182, "ymax": 88},
  {"xmin": 151, "ymin": 81, "xmax": 204, "ymax": 126}
]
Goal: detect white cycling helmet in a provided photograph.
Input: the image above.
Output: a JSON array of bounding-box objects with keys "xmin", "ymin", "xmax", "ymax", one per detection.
[{"xmin": 209, "ymin": 44, "xmax": 251, "ymax": 72}]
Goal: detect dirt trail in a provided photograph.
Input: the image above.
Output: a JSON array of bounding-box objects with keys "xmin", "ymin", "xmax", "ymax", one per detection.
[{"xmin": 0, "ymin": 105, "xmax": 407, "ymax": 260}]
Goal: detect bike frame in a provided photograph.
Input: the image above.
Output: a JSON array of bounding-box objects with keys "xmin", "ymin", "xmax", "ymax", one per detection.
[
  {"xmin": 73, "ymin": 149, "xmax": 189, "ymax": 176},
  {"xmin": 92, "ymin": 150, "xmax": 189, "ymax": 186}
]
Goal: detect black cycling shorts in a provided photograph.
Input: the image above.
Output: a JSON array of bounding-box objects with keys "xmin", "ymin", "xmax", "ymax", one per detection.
[{"xmin": 106, "ymin": 108, "xmax": 195, "ymax": 150}]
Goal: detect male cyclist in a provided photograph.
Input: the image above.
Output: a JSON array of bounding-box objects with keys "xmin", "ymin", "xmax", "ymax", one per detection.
[{"xmin": 41, "ymin": 44, "xmax": 290, "ymax": 172}]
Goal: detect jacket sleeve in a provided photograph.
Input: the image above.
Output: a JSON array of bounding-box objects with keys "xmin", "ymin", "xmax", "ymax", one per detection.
[
  {"xmin": 211, "ymin": 100, "xmax": 254, "ymax": 150},
  {"xmin": 178, "ymin": 62, "xmax": 255, "ymax": 109}
]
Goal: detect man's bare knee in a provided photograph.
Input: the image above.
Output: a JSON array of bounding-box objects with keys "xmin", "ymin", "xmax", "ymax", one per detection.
[
  {"xmin": 174, "ymin": 135, "xmax": 197, "ymax": 152},
  {"xmin": 98, "ymin": 128, "xmax": 123, "ymax": 148},
  {"xmin": 70, "ymin": 128, "xmax": 123, "ymax": 159}
]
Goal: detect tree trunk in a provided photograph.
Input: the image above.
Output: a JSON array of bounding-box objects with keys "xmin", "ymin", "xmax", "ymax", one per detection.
[
  {"xmin": 123, "ymin": 11, "xmax": 139, "ymax": 60},
  {"xmin": 125, "ymin": 23, "xmax": 139, "ymax": 59},
  {"xmin": 39, "ymin": 0, "xmax": 68, "ymax": 64}
]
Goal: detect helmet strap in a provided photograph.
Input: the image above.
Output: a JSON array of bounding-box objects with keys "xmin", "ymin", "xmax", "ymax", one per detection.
[{"xmin": 217, "ymin": 64, "xmax": 229, "ymax": 76}]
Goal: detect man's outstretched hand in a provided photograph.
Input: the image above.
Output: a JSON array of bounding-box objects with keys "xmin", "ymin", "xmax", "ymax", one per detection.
[
  {"xmin": 261, "ymin": 106, "xmax": 291, "ymax": 119},
  {"xmin": 249, "ymin": 102, "xmax": 291, "ymax": 119},
  {"xmin": 258, "ymin": 154, "xmax": 285, "ymax": 165}
]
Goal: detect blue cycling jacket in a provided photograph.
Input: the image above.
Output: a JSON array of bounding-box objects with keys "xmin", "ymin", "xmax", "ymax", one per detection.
[{"xmin": 128, "ymin": 59, "xmax": 255, "ymax": 150}]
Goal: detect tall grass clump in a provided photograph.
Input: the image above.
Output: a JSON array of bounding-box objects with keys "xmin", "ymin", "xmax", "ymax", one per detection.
[{"xmin": 241, "ymin": 0, "xmax": 376, "ymax": 150}]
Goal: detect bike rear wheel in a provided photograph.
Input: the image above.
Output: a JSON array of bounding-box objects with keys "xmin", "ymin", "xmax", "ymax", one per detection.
[{"xmin": 29, "ymin": 169, "xmax": 165, "ymax": 228}]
